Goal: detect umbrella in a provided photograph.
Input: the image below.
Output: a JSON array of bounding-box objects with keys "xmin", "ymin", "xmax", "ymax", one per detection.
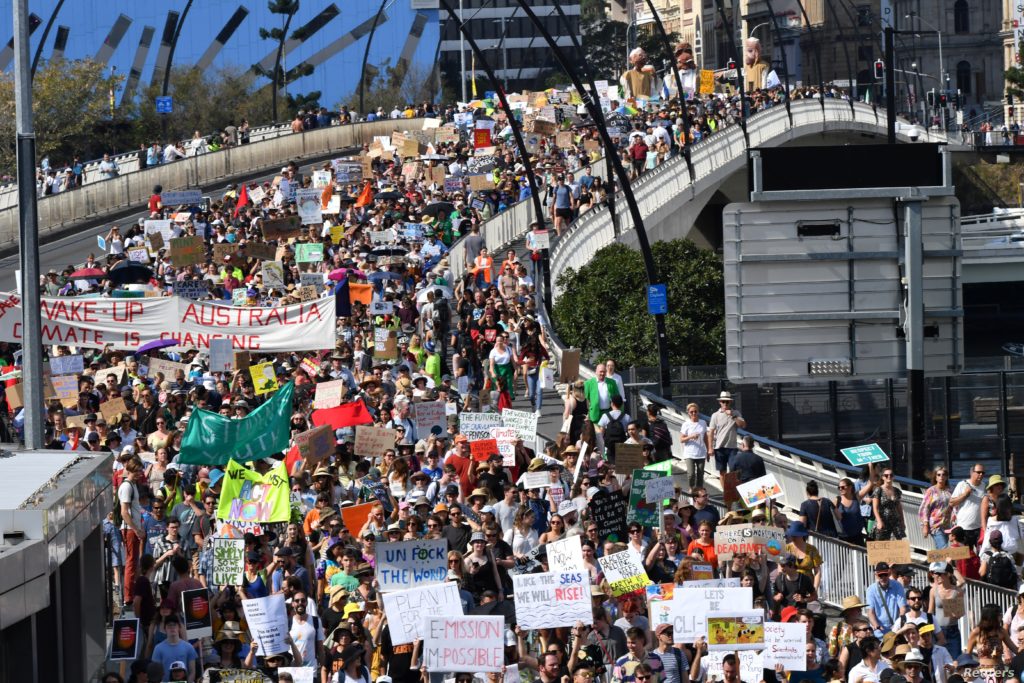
[
  {"xmin": 374, "ymin": 191, "xmax": 402, "ymax": 201},
  {"xmin": 69, "ymin": 267, "xmax": 105, "ymax": 279},
  {"xmin": 328, "ymin": 268, "xmax": 367, "ymax": 281},
  {"xmin": 371, "ymin": 246, "xmax": 408, "ymax": 257},
  {"xmin": 366, "ymin": 271, "xmax": 403, "ymax": 283},
  {"xmin": 421, "ymin": 202, "xmax": 455, "ymax": 218},
  {"xmin": 107, "ymin": 260, "xmax": 153, "ymax": 285},
  {"xmin": 135, "ymin": 339, "xmax": 178, "ymax": 356},
  {"xmin": 416, "ymin": 284, "xmax": 452, "ymax": 303}
]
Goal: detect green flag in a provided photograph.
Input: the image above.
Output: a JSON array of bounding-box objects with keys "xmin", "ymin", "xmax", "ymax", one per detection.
[
  {"xmin": 178, "ymin": 380, "xmax": 296, "ymax": 465},
  {"xmin": 216, "ymin": 458, "xmax": 291, "ymax": 524}
]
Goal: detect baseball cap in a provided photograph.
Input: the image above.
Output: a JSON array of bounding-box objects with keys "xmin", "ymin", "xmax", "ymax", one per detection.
[{"xmin": 169, "ymin": 661, "xmax": 187, "ymax": 671}]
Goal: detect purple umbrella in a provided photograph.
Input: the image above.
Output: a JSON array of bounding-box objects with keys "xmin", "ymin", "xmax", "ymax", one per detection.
[
  {"xmin": 134, "ymin": 339, "xmax": 178, "ymax": 356},
  {"xmin": 328, "ymin": 268, "xmax": 366, "ymax": 281}
]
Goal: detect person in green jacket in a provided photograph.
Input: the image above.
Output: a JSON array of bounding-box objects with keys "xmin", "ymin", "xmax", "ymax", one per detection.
[
  {"xmin": 583, "ymin": 363, "xmax": 620, "ymax": 424},
  {"xmin": 424, "ymin": 340, "xmax": 442, "ymax": 387}
]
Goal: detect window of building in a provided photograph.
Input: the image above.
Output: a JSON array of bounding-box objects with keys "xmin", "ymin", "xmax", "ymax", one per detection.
[
  {"xmin": 956, "ymin": 60, "xmax": 971, "ymax": 93},
  {"xmin": 953, "ymin": 0, "xmax": 969, "ymax": 33}
]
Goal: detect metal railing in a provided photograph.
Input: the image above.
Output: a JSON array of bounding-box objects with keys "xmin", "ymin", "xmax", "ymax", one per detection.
[{"xmin": 0, "ymin": 117, "xmax": 432, "ymax": 249}]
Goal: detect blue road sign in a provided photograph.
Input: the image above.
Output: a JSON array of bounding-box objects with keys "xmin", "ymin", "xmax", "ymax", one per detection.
[
  {"xmin": 647, "ymin": 284, "xmax": 668, "ymax": 315},
  {"xmin": 155, "ymin": 96, "xmax": 173, "ymax": 114}
]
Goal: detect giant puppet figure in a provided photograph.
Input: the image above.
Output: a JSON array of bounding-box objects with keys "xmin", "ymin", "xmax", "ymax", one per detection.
[
  {"xmin": 743, "ymin": 36, "xmax": 771, "ymax": 92},
  {"xmin": 620, "ymin": 47, "xmax": 655, "ymax": 99},
  {"xmin": 667, "ymin": 41, "xmax": 699, "ymax": 99}
]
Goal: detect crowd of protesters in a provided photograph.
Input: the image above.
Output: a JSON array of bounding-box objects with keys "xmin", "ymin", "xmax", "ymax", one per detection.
[{"xmin": 18, "ymin": 51, "xmax": 1019, "ymax": 683}]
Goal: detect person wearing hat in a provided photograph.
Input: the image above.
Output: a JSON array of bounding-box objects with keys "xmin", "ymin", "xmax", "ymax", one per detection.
[
  {"xmin": 244, "ymin": 633, "xmax": 302, "ymax": 675},
  {"xmin": 916, "ymin": 622, "xmax": 955, "ymax": 683},
  {"xmin": 707, "ymin": 390, "xmax": 746, "ymax": 474},
  {"xmin": 829, "ymin": 596, "xmax": 869, "ymax": 658},
  {"xmin": 866, "ymin": 562, "xmax": 907, "ymax": 637},
  {"xmin": 895, "ymin": 648, "xmax": 928, "ymax": 683},
  {"xmin": 981, "ymin": 491, "xmax": 1023, "ymax": 559},
  {"xmin": 324, "ymin": 642, "xmax": 368, "ymax": 683},
  {"xmin": 212, "ymin": 621, "xmax": 246, "ymax": 668}
]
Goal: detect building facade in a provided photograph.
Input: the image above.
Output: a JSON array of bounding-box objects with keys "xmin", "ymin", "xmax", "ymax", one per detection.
[{"xmin": 439, "ymin": 1, "xmax": 583, "ymax": 97}]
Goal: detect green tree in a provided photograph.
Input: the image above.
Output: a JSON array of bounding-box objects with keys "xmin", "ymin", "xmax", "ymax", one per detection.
[
  {"xmin": 253, "ymin": 0, "xmax": 302, "ymax": 123},
  {"xmin": 0, "ymin": 58, "xmax": 123, "ymax": 174},
  {"xmin": 340, "ymin": 61, "xmax": 437, "ymax": 114},
  {"xmin": 552, "ymin": 240, "xmax": 725, "ymax": 368},
  {"xmin": 581, "ymin": 17, "xmax": 680, "ymax": 84},
  {"xmin": 1006, "ymin": 38, "xmax": 1024, "ymax": 101}
]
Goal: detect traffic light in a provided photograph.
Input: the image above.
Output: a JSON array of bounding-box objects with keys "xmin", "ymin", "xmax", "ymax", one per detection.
[
  {"xmin": 727, "ymin": 58, "xmax": 736, "ymax": 70},
  {"xmin": 926, "ymin": 91, "xmax": 937, "ymax": 107},
  {"xmin": 940, "ymin": 94, "xmax": 948, "ymax": 106},
  {"xmin": 873, "ymin": 59, "xmax": 885, "ymax": 80}
]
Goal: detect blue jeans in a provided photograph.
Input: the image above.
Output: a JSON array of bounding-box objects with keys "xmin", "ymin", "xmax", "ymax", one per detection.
[
  {"xmin": 942, "ymin": 623, "xmax": 962, "ymax": 659},
  {"xmin": 931, "ymin": 529, "xmax": 949, "ymax": 549},
  {"xmin": 527, "ymin": 372, "xmax": 543, "ymax": 412}
]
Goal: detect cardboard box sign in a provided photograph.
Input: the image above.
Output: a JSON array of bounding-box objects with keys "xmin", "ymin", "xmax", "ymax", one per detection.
[
  {"xmin": 261, "ymin": 215, "xmax": 303, "ymax": 240},
  {"xmin": 245, "ymin": 242, "xmax": 277, "ymax": 261},
  {"xmin": 170, "ymin": 236, "xmax": 206, "ymax": 267}
]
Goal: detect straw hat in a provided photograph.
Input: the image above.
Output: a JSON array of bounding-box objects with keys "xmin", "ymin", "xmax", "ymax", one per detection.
[{"xmin": 839, "ymin": 596, "xmax": 866, "ymax": 613}]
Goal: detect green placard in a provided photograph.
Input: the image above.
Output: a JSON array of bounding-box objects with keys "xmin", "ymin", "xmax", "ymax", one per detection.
[
  {"xmin": 840, "ymin": 443, "xmax": 889, "ymax": 466},
  {"xmin": 295, "ymin": 243, "xmax": 324, "ymax": 263}
]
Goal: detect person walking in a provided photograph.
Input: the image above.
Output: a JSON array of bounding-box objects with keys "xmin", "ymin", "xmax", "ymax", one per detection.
[
  {"xmin": 707, "ymin": 391, "xmax": 746, "ymax": 474},
  {"xmin": 919, "ymin": 467, "xmax": 953, "ymax": 549},
  {"xmin": 679, "ymin": 403, "xmax": 710, "ymax": 490}
]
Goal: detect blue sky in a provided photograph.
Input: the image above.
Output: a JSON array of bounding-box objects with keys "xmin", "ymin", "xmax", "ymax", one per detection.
[{"xmin": 2, "ymin": 0, "xmax": 442, "ymax": 109}]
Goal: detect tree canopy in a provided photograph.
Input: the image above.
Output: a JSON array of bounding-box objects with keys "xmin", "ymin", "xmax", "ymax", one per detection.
[
  {"xmin": 1006, "ymin": 38, "xmax": 1024, "ymax": 101},
  {"xmin": 581, "ymin": 18, "xmax": 680, "ymax": 86},
  {"xmin": 551, "ymin": 240, "xmax": 725, "ymax": 368}
]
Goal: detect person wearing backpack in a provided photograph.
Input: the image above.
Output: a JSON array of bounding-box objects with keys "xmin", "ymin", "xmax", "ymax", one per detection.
[
  {"xmin": 645, "ymin": 404, "xmax": 674, "ymax": 462},
  {"xmin": 598, "ymin": 394, "xmax": 631, "ymax": 464},
  {"xmin": 981, "ymin": 529, "xmax": 1020, "ymax": 589}
]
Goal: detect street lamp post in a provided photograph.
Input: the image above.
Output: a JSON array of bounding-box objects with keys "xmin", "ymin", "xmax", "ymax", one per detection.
[
  {"xmin": 906, "ymin": 12, "xmax": 945, "ymax": 130},
  {"xmin": 493, "ymin": 17, "xmax": 509, "ymax": 92}
]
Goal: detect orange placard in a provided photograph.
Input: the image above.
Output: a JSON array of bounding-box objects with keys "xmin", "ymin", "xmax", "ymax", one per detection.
[
  {"xmin": 469, "ymin": 439, "xmax": 500, "ymax": 462},
  {"xmin": 341, "ymin": 502, "xmax": 376, "ymax": 536},
  {"xmin": 349, "ymin": 282, "xmax": 374, "ymax": 306}
]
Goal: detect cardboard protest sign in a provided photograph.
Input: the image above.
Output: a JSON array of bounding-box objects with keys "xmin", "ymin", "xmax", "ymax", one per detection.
[
  {"xmin": 721, "ymin": 470, "xmax": 741, "ymax": 508},
  {"xmin": 313, "ymin": 379, "xmax": 346, "ymax": 410},
  {"xmin": 547, "ymin": 535, "xmax": 584, "ymax": 574},
  {"xmin": 589, "ymin": 489, "xmax": 628, "ymax": 541},
  {"xmin": 926, "ymin": 545, "xmax": 971, "ymax": 562},
  {"xmin": 147, "ymin": 357, "xmax": 190, "ymax": 380},
  {"xmin": 670, "ymin": 587, "xmax": 752, "ymax": 644},
  {"xmin": 110, "ymin": 618, "xmax": 142, "ymax": 660},
  {"xmin": 615, "ymin": 444, "xmax": 645, "ymax": 473},
  {"xmin": 381, "ymin": 582, "xmax": 463, "ymax": 645},
  {"xmin": 598, "ymin": 549, "xmax": 652, "ymax": 596},
  {"xmin": 944, "ymin": 593, "xmax": 965, "ymax": 619},
  {"xmin": 246, "ymin": 242, "xmax": 277, "ymax": 261},
  {"xmin": 147, "ymin": 231, "xmax": 165, "ymax": 253},
  {"xmin": 627, "ymin": 469, "xmax": 663, "ymax": 527},
  {"xmin": 182, "ymin": 587, "xmax": 213, "ymax": 638},
  {"xmin": 375, "ymin": 539, "xmax": 448, "ymax": 592},
  {"xmin": 468, "ymin": 174, "xmax": 493, "ymax": 192},
  {"xmin": 413, "ymin": 400, "xmax": 446, "ymax": 438},
  {"xmin": 866, "ymin": 539, "xmax": 911, "ymax": 566},
  {"xmin": 261, "ymin": 215, "xmax": 303, "ymax": 240},
  {"xmin": 707, "ymin": 611, "xmax": 764, "ymax": 651},
  {"xmin": 212, "ymin": 538, "xmax": 245, "ymax": 587},
  {"xmin": 100, "ymin": 397, "xmax": 128, "ymax": 422},
  {"xmin": 299, "ymin": 285, "xmax": 319, "ymax": 302},
  {"xmin": 513, "ymin": 571, "xmax": 593, "ymax": 629},
  {"xmin": 714, "ymin": 524, "xmax": 787, "ymax": 561},
  {"xmin": 50, "ymin": 374, "xmax": 79, "ymax": 400},
  {"xmin": 460, "ymin": 412, "xmax": 502, "ymax": 441},
  {"xmin": 243, "ymin": 594, "xmax": 290, "ymax": 656},
  {"xmin": 354, "ymin": 425, "xmax": 398, "ymax": 457},
  {"xmin": 293, "ymin": 425, "xmax": 334, "ymax": 470},
  {"xmin": 736, "ymin": 473, "xmax": 784, "ymax": 507},
  {"xmin": 373, "ymin": 328, "xmax": 397, "ymax": 359},
  {"xmin": 249, "ymin": 361, "xmax": 279, "ymax": 395},
  {"xmin": 213, "ymin": 243, "xmax": 242, "ymax": 263},
  {"xmin": 501, "ymin": 408, "xmax": 537, "ymax": 443},
  {"xmin": 422, "ymin": 615, "xmax": 504, "ymax": 673},
  {"xmin": 762, "ymin": 622, "xmax": 807, "ymax": 671}
]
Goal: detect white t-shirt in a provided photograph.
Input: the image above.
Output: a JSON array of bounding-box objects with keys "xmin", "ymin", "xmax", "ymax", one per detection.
[
  {"xmin": 952, "ymin": 480, "xmax": 984, "ymax": 530},
  {"xmin": 289, "ymin": 616, "xmax": 323, "ymax": 667},
  {"xmin": 679, "ymin": 419, "xmax": 708, "ymax": 460},
  {"xmin": 117, "ymin": 479, "xmax": 143, "ymax": 530},
  {"xmin": 847, "ymin": 658, "xmax": 889, "ymax": 683}
]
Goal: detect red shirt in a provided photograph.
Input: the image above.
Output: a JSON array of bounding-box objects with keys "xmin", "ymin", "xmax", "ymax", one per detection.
[{"xmin": 447, "ymin": 453, "xmax": 474, "ymax": 498}]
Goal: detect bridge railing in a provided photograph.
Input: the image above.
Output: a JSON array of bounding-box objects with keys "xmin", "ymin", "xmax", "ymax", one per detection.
[{"xmin": 0, "ymin": 117, "xmax": 431, "ymax": 251}]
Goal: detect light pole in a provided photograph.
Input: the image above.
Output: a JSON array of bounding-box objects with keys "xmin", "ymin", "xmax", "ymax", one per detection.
[
  {"xmin": 747, "ymin": 21, "xmax": 770, "ymax": 39},
  {"xmin": 493, "ymin": 17, "xmax": 509, "ymax": 92},
  {"xmin": 459, "ymin": 0, "xmax": 466, "ymax": 102},
  {"xmin": 906, "ymin": 12, "xmax": 945, "ymax": 130}
]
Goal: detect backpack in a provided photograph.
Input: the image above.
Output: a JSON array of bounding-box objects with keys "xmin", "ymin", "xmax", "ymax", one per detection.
[
  {"xmin": 432, "ymin": 297, "xmax": 450, "ymax": 330},
  {"xmin": 986, "ymin": 551, "xmax": 1018, "ymax": 588},
  {"xmin": 649, "ymin": 419, "xmax": 672, "ymax": 450},
  {"xmin": 604, "ymin": 413, "xmax": 627, "ymax": 445}
]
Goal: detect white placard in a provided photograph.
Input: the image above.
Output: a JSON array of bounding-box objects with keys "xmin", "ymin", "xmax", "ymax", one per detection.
[
  {"xmin": 704, "ymin": 651, "xmax": 764, "ymax": 683},
  {"xmin": 762, "ymin": 622, "xmax": 808, "ymax": 671},
  {"xmin": 381, "ymin": 582, "xmax": 463, "ymax": 645},
  {"xmin": 369, "ymin": 300, "xmax": 395, "ymax": 315},
  {"xmin": 501, "ymin": 408, "xmax": 538, "ymax": 442},
  {"xmin": 212, "ymin": 538, "xmax": 245, "ymax": 587},
  {"xmin": 422, "ymin": 615, "xmax": 504, "ymax": 673},
  {"xmin": 645, "ymin": 475, "xmax": 674, "ymax": 503},
  {"xmin": 459, "ymin": 412, "xmax": 502, "ymax": 441},
  {"xmin": 413, "ymin": 401, "xmax": 447, "ymax": 438},
  {"xmin": 547, "ymin": 535, "xmax": 584, "ymax": 574},
  {"xmin": 670, "ymin": 587, "xmax": 752, "ymax": 644},
  {"xmin": 375, "ymin": 539, "xmax": 448, "ymax": 592},
  {"xmin": 490, "ymin": 426, "xmax": 518, "ymax": 467},
  {"xmin": 209, "ymin": 338, "xmax": 234, "ymax": 373},
  {"xmin": 599, "ymin": 549, "xmax": 652, "ymax": 597},
  {"xmin": 522, "ymin": 471, "xmax": 553, "ymax": 489},
  {"xmin": 512, "ymin": 571, "xmax": 593, "ymax": 629},
  {"xmin": 242, "ymin": 594, "xmax": 290, "ymax": 656},
  {"xmin": 296, "ymin": 189, "xmax": 323, "ymax": 224},
  {"xmin": 50, "ymin": 354, "xmax": 84, "ymax": 375}
]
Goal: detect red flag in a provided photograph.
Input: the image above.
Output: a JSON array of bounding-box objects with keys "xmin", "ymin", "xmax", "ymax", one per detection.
[
  {"xmin": 233, "ymin": 183, "xmax": 248, "ymax": 218},
  {"xmin": 355, "ymin": 181, "xmax": 374, "ymax": 208},
  {"xmin": 312, "ymin": 399, "xmax": 374, "ymax": 430}
]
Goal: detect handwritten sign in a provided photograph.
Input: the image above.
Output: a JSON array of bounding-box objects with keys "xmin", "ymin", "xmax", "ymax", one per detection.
[
  {"xmin": 670, "ymin": 587, "xmax": 752, "ymax": 644},
  {"xmin": 50, "ymin": 354, "xmax": 84, "ymax": 375},
  {"xmin": 50, "ymin": 374, "xmax": 79, "ymax": 400},
  {"xmin": 762, "ymin": 622, "xmax": 807, "ymax": 671},
  {"xmin": 615, "ymin": 444, "xmax": 645, "ymax": 472},
  {"xmin": 547, "ymin": 535, "xmax": 584, "ymax": 574},
  {"xmin": 598, "ymin": 549, "xmax": 652, "ymax": 597},
  {"xmin": 261, "ymin": 215, "xmax": 303, "ymax": 240},
  {"xmin": 354, "ymin": 425, "xmax": 398, "ymax": 457},
  {"xmin": 293, "ymin": 425, "xmax": 334, "ymax": 470},
  {"xmin": 501, "ymin": 408, "xmax": 537, "ymax": 442},
  {"xmin": 209, "ymin": 338, "xmax": 234, "ymax": 373},
  {"xmin": 491, "ymin": 426, "xmax": 518, "ymax": 467},
  {"xmin": 381, "ymin": 582, "xmax": 463, "ymax": 645},
  {"xmin": 627, "ymin": 469, "xmax": 664, "ymax": 527},
  {"xmin": 513, "ymin": 571, "xmax": 593, "ymax": 629},
  {"xmin": 522, "ymin": 471, "xmax": 553, "ymax": 490},
  {"xmin": 590, "ymin": 490, "xmax": 628, "ymax": 541},
  {"xmin": 866, "ymin": 539, "xmax": 911, "ymax": 567},
  {"xmin": 100, "ymin": 397, "xmax": 129, "ymax": 421},
  {"xmin": 714, "ymin": 524, "xmax": 787, "ymax": 561},
  {"xmin": 212, "ymin": 538, "xmax": 245, "ymax": 587},
  {"xmin": 313, "ymin": 379, "xmax": 346, "ymax": 410},
  {"xmin": 243, "ymin": 594, "xmax": 290, "ymax": 656},
  {"xmin": 699, "ymin": 69, "xmax": 715, "ymax": 94},
  {"xmin": 926, "ymin": 545, "xmax": 971, "ymax": 562},
  {"xmin": 413, "ymin": 401, "xmax": 447, "ymax": 438},
  {"xmin": 422, "ymin": 615, "xmax": 503, "ymax": 673},
  {"xmin": 645, "ymin": 475, "xmax": 675, "ymax": 504},
  {"xmin": 375, "ymin": 539, "xmax": 448, "ymax": 592},
  {"xmin": 460, "ymin": 412, "xmax": 502, "ymax": 441}
]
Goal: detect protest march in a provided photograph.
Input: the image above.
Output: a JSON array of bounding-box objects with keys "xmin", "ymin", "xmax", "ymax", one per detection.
[{"xmin": 7, "ymin": 40, "xmax": 1002, "ymax": 683}]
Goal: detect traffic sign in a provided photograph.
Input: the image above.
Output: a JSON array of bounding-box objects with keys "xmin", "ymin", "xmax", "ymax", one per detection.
[
  {"xmin": 155, "ymin": 96, "xmax": 173, "ymax": 114},
  {"xmin": 840, "ymin": 443, "xmax": 889, "ymax": 466},
  {"xmin": 647, "ymin": 284, "xmax": 667, "ymax": 315}
]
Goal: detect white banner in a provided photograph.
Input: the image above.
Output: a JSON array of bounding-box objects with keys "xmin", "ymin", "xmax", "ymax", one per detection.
[
  {"xmin": 422, "ymin": 615, "xmax": 504, "ymax": 673},
  {"xmin": 513, "ymin": 571, "xmax": 593, "ymax": 629},
  {"xmin": 0, "ymin": 292, "xmax": 337, "ymax": 351}
]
